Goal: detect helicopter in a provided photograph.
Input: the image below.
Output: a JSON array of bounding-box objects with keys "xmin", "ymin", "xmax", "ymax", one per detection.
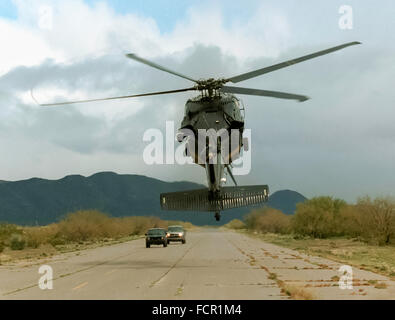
[{"xmin": 38, "ymin": 41, "xmax": 361, "ymax": 221}]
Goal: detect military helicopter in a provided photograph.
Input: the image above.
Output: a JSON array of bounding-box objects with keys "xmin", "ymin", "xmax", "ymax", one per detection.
[{"xmin": 38, "ymin": 41, "xmax": 360, "ymax": 221}]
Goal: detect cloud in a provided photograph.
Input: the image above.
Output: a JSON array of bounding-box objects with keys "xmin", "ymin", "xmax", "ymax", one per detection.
[{"xmin": 2, "ymin": 0, "xmax": 293, "ymax": 73}]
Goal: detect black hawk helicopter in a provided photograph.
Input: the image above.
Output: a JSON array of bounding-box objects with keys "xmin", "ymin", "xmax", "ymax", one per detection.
[{"xmin": 38, "ymin": 41, "xmax": 360, "ymax": 221}]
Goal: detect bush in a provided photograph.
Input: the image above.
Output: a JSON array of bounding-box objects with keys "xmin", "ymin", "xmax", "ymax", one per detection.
[
  {"xmin": 0, "ymin": 223, "xmax": 21, "ymax": 241},
  {"xmin": 355, "ymin": 196, "xmax": 395, "ymax": 245},
  {"xmin": 57, "ymin": 210, "xmax": 114, "ymax": 242},
  {"xmin": 336, "ymin": 204, "xmax": 361, "ymax": 237},
  {"xmin": 224, "ymin": 219, "xmax": 245, "ymax": 229},
  {"xmin": 54, "ymin": 211, "xmax": 182, "ymax": 242},
  {"xmin": 1, "ymin": 212, "xmax": 196, "ymax": 250},
  {"xmin": 165, "ymin": 220, "xmax": 194, "ymax": 230},
  {"xmin": 245, "ymin": 207, "xmax": 291, "ymax": 234},
  {"xmin": 24, "ymin": 224, "xmax": 60, "ymax": 248},
  {"xmin": 291, "ymin": 197, "xmax": 346, "ymax": 238},
  {"xmin": 125, "ymin": 216, "xmax": 165, "ymax": 236},
  {"xmin": 48, "ymin": 236, "xmax": 67, "ymax": 246},
  {"xmin": 0, "ymin": 241, "xmax": 4, "ymax": 253},
  {"xmin": 9, "ymin": 234, "xmax": 26, "ymax": 250}
]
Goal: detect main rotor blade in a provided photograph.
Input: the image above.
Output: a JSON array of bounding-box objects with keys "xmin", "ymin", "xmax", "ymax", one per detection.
[
  {"xmin": 126, "ymin": 53, "xmax": 198, "ymax": 83},
  {"xmin": 38, "ymin": 87, "xmax": 197, "ymax": 106},
  {"xmin": 227, "ymin": 41, "xmax": 361, "ymax": 83},
  {"xmin": 220, "ymin": 86, "xmax": 309, "ymax": 102}
]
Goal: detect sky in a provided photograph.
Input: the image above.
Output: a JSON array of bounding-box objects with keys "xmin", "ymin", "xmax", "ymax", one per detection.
[{"xmin": 0, "ymin": 0, "xmax": 394, "ymax": 202}]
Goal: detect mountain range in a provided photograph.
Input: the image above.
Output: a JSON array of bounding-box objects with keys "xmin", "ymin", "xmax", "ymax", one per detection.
[{"xmin": 0, "ymin": 172, "xmax": 306, "ymax": 226}]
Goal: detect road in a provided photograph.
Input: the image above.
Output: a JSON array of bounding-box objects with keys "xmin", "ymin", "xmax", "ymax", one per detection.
[{"xmin": 1, "ymin": 229, "xmax": 394, "ymax": 299}]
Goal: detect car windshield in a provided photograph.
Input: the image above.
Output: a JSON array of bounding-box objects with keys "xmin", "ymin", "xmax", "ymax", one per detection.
[
  {"xmin": 147, "ymin": 229, "xmax": 165, "ymax": 235},
  {"xmin": 168, "ymin": 226, "xmax": 184, "ymax": 232}
]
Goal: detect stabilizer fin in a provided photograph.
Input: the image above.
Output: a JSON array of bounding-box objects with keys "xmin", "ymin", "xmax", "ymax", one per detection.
[{"xmin": 160, "ymin": 185, "xmax": 269, "ymax": 212}]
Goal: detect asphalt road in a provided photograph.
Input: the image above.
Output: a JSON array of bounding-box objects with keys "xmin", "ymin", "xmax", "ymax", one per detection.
[{"xmin": 1, "ymin": 229, "xmax": 394, "ymax": 299}]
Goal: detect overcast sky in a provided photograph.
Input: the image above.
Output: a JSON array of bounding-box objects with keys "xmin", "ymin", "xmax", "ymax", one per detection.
[{"xmin": 0, "ymin": 0, "xmax": 394, "ymax": 202}]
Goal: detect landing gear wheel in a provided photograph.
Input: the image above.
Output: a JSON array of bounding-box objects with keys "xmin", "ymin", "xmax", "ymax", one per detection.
[
  {"xmin": 146, "ymin": 243, "xmax": 150, "ymax": 248},
  {"xmin": 215, "ymin": 212, "xmax": 221, "ymax": 221}
]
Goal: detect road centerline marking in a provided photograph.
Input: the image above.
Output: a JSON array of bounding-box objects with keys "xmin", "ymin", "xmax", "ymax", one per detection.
[
  {"xmin": 72, "ymin": 281, "xmax": 88, "ymax": 290},
  {"xmin": 104, "ymin": 269, "xmax": 117, "ymax": 276}
]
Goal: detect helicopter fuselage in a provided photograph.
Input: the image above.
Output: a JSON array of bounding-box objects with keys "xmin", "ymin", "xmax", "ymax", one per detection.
[{"xmin": 178, "ymin": 93, "xmax": 245, "ymax": 195}]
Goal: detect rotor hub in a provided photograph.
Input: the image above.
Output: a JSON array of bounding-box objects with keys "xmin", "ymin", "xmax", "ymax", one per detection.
[{"xmin": 195, "ymin": 78, "xmax": 227, "ymax": 91}]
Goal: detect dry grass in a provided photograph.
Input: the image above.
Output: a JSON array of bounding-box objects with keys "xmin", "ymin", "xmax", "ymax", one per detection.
[
  {"xmin": 268, "ymin": 273, "xmax": 277, "ymax": 280},
  {"xmin": 244, "ymin": 232, "xmax": 395, "ymax": 280},
  {"xmin": 237, "ymin": 196, "xmax": 395, "ymax": 246},
  {"xmin": 374, "ymin": 282, "xmax": 388, "ymax": 289},
  {"xmin": 261, "ymin": 268, "xmax": 315, "ymax": 300},
  {"xmin": 245, "ymin": 208, "xmax": 291, "ymax": 234},
  {"xmin": 0, "ymin": 210, "xmax": 194, "ymax": 262},
  {"xmin": 282, "ymin": 283, "xmax": 315, "ymax": 300},
  {"xmin": 24, "ymin": 224, "xmax": 60, "ymax": 247},
  {"xmin": 331, "ymin": 275, "xmax": 340, "ymax": 282},
  {"xmin": 223, "ymin": 219, "xmax": 245, "ymax": 230}
]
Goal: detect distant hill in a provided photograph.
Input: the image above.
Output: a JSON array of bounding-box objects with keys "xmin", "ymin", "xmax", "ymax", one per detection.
[
  {"xmin": 266, "ymin": 190, "xmax": 307, "ymax": 215},
  {"xmin": 0, "ymin": 172, "xmax": 306, "ymax": 226}
]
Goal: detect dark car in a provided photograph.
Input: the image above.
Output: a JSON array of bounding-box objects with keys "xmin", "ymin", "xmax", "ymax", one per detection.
[
  {"xmin": 166, "ymin": 225, "xmax": 186, "ymax": 244},
  {"xmin": 145, "ymin": 228, "xmax": 168, "ymax": 248}
]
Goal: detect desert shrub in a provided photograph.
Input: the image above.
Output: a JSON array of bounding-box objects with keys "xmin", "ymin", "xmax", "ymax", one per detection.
[
  {"xmin": 165, "ymin": 220, "xmax": 194, "ymax": 230},
  {"xmin": 287, "ymin": 195, "xmax": 395, "ymax": 244},
  {"xmin": 337, "ymin": 204, "xmax": 365, "ymax": 237},
  {"xmin": 48, "ymin": 236, "xmax": 67, "ymax": 246},
  {"xmin": 0, "ymin": 223, "xmax": 21, "ymax": 241},
  {"xmin": 224, "ymin": 219, "xmax": 246, "ymax": 229},
  {"xmin": 9, "ymin": 234, "xmax": 26, "ymax": 250},
  {"xmin": 245, "ymin": 207, "xmax": 291, "ymax": 234},
  {"xmin": 1, "ymin": 212, "xmax": 197, "ymax": 249},
  {"xmin": 26, "ymin": 236, "xmax": 40, "ymax": 249},
  {"xmin": 124, "ymin": 216, "xmax": 160, "ymax": 235},
  {"xmin": 355, "ymin": 196, "xmax": 395, "ymax": 245},
  {"xmin": 55, "ymin": 211, "xmax": 175, "ymax": 241},
  {"xmin": 24, "ymin": 224, "xmax": 60, "ymax": 248},
  {"xmin": 57, "ymin": 210, "xmax": 113, "ymax": 242},
  {"xmin": 120, "ymin": 217, "xmax": 194, "ymax": 236},
  {"xmin": 291, "ymin": 197, "xmax": 346, "ymax": 238}
]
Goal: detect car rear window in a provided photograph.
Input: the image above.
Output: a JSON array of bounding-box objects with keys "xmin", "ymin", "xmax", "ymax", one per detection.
[
  {"xmin": 147, "ymin": 229, "xmax": 165, "ymax": 235},
  {"xmin": 168, "ymin": 227, "xmax": 183, "ymax": 232}
]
